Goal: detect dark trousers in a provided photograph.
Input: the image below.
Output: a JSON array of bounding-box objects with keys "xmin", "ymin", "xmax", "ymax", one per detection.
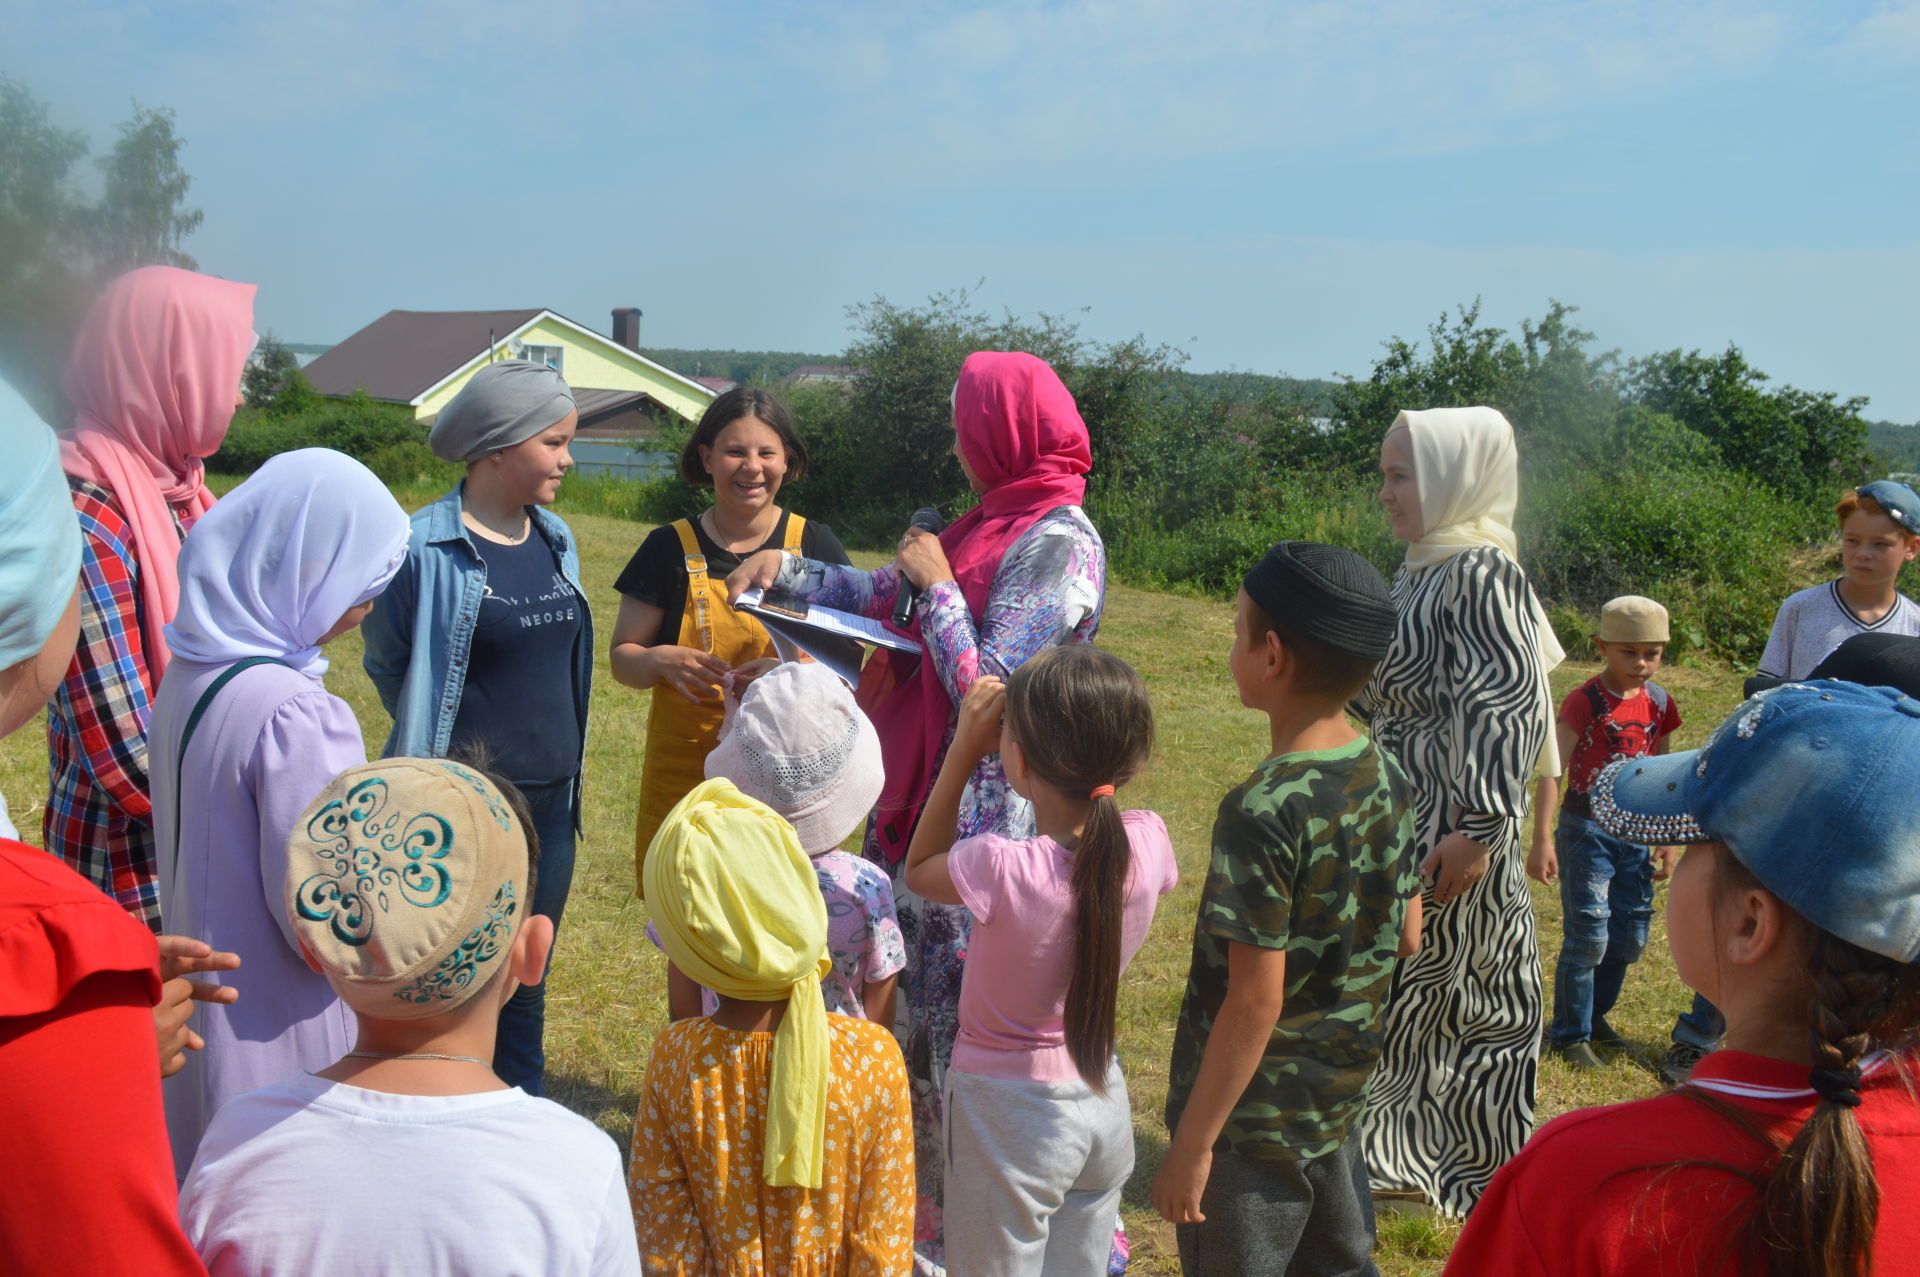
[
  {"xmin": 493, "ymin": 778, "xmax": 575, "ymax": 1095},
  {"xmin": 1176, "ymin": 1139, "xmax": 1379, "ymax": 1277},
  {"xmin": 1673, "ymin": 992, "xmax": 1725, "ymax": 1051}
]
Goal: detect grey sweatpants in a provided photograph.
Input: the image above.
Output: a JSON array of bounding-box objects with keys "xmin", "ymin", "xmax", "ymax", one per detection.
[
  {"xmin": 943, "ymin": 1064, "xmax": 1132, "ymax": 1277},
  {"xmin": 1175, "ymin": 1138, "xmax": 1380, "ymax": 1277}
]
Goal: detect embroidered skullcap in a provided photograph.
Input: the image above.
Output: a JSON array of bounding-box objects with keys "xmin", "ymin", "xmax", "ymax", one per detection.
[
  {"xmin": 1242, "ymin": 540, "xmax": 1396, "ymax": 661},
  {"xmin": 286, "ymin": 758, "xmax": 531, "ymax": 1018},
  {"xmin": 646, "ymin": 779, "xmax": 831, "ymax": 1187},
  {"xmin": 0, "ymin": 378, "xmax": 82, "ymax": 670},
  {"xmin": 706, "ymin": 661, "xmax": 884, "ymax": 855},
  {"xmin": 427, "ymin": 359, "xmax": 575, "ymax": 463}
]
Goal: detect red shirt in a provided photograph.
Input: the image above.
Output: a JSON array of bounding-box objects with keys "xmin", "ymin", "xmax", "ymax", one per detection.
[
  {"xmin": 0, "ymin": 840, "xmax": 204, "ymax": 1275},
  {"xmin": 1445, "ymin": 1049, "xmax": 1920, "ymax": 1276},
  {"xmin": 1560, "ymin": 675, "xmax": 1682, "ymax": 816}
]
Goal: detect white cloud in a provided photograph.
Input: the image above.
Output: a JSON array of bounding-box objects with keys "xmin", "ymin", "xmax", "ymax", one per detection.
[{"xmin": 1840, "ymin": 0, "xmax": 1920, "ymax": 59}]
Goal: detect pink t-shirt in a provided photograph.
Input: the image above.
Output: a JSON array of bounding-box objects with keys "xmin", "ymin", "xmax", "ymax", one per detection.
[{"xmin": 949, "ymin": 809, "xmax": 1179, "ymax": 1083}]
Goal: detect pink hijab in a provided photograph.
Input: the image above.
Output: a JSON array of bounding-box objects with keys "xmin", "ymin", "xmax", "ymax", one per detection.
[
  {"xmin": 861, "ymin": 351, "xmax": 1091, "ymax": 862},
  {"xmin": 60, "ymin": 266, "xmax": 258, "ymax": 680}
]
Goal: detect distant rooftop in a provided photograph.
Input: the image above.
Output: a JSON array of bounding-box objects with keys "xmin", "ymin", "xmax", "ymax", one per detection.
[{"xmin": 303, "ymin": 309, "xmax": 543, "ymax": 403}]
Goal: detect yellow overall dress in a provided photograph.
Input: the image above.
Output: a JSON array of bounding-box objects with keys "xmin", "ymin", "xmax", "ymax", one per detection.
[{"xmin": 632, "ymin": 513, "xmax": 806, "ymax": 895}]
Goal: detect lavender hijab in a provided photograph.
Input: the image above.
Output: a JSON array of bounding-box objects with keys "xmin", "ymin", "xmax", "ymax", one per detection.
[{"xmin": 164, "ymin": 449, "xmax": 409, "ymax": 677}]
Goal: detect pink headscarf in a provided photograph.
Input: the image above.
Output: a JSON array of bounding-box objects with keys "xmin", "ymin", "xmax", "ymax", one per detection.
[
  {"xmin": 60, "ymin": 266, "xmax": 258, "ymax": 680},
  {"xmin": 861, "ymin": 351, "xmax": 1091, "ymax": 862}
]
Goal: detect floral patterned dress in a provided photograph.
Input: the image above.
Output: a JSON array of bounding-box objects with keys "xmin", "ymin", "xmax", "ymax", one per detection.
[
  {"xmin": 780, "ymin": 506, "xmax": 1107, "ymax": 1274},
  {"xmin": 629, "ymin": 1014, "xmax": 915, "ymax": 1276}
]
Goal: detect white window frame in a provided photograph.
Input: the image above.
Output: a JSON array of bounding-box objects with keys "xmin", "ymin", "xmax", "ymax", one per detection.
[{"xmin": 521, "ymin": 343, "xmax": 565, "ymax": 374}]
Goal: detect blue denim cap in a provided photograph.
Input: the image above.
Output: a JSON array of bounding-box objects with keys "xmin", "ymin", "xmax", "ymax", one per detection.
[
  {"xmin": 1592, "ymin": 680, "xmax": 1920, "ymax": 961},
  {"xmin": 1857, "ymin": 480, "xmax": 1920, "ymax": 537}
]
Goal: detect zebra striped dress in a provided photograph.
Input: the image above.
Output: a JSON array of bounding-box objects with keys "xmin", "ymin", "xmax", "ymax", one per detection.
[{"xmin": 1357, "ymin": 545, "xmax": 1549, "ymax": 1218}]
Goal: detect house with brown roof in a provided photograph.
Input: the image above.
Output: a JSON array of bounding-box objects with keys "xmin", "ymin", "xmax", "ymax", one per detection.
[{"xmin": 303, "ymin": 306, "xmax": 713, "ymax": 438}]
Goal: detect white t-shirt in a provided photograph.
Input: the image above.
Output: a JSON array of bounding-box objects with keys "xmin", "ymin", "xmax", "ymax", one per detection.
[
  {"xmin": 1758, "ymin": 580, "xmax": 1920, "ymax": 679},
  {"xmin": 179, "ymin": 1077, "xmax": 639, "ymax": 1277}
]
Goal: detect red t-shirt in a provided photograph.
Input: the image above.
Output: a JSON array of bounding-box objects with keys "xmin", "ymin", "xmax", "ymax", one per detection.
[
  {"xmin": 1560, "ymin": 676, "xmax": 1682, "ymax": 816},
  {"xmin": 1445, "ymin": 1049, "xmax": 1920, "ymax": 1276},
  {"xmin": 0, "ymin": 840, "xmax": 205, "ymax": 1275}
]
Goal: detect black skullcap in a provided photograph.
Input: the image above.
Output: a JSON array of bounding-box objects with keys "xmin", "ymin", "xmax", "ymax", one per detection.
[
  {"xmin": 1243, "ymin": 541, "xmax": 1396, "ymax": 661},
  {"xmin": 1808, "ymin": 633, "xmax": 1920, "ymax": 700}
]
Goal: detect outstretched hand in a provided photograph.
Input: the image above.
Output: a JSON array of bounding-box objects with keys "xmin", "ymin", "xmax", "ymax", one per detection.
[
  {"xmin": 950, "ymin": 677, "xmax": 1006, "ymax": 764},
  {"xmin": 725, "ymin": 549, "xmax": 787, "ymax": 605}
]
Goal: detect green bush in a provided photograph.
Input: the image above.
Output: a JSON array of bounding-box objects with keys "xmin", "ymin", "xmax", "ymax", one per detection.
[
  {"xmin": 1523, "ymin": 465, "xmax": 1818, "ymax": 663},
  {"xmin": 364, "ymin": 441, "xmax": 462, "ymax": 492},
  {"xmin": 212, "ymin": 387, "xmax": 424, "ymax": 474}
]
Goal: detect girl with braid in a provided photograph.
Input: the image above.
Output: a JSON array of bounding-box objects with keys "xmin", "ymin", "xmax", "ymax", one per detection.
[
  {"xmin": 1447, "ymin": 680, "xmax": 1920, "ymax": 1276},
  {"xmin": 903, "ymin": 646, "xmax": 1176, "ymax": 1276}
]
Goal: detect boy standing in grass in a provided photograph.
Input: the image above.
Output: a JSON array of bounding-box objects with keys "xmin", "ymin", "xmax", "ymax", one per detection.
[
  {"xmin": 1527, "ymin": 596, "xmax": 1682, "ymax": 1071},
  {"xmin": 1757, "ymin": 481, "xmax": 1920, "ymax": 681},
  {"xmin": 179, "ymin": 758, "xmax": 639, "ymax": 1276},
  {"xmin": 1152, "ymin": 542, "xmax": 1421, "ymax": 1277}
]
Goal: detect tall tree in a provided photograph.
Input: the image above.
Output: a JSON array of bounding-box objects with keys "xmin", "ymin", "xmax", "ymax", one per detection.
[
  {"xmin": 0, "ymin": 77, "xmax": 204, "ymax": 417},
  {"xmin": 89, "ymin": 104, "xmax": 202, "ymax": 275},
  {"xmin": 241, "ymin": 332, "xmax": 299, "ymax": 410}
]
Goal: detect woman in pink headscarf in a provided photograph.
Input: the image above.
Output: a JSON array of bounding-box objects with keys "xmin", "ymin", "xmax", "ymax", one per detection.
[
  {"xmin": 46, "ymin": 265, "xmax": 257, "ymax": 929},
  {"xmin": 728, "ymin": 351, "xmax": 1110, "ymax": 1276}
]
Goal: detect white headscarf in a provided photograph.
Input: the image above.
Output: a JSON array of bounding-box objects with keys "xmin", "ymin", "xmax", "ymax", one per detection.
[
  {"xmin": 1393, "ymin": 406, "xmax": 1566, "ymax": 775},
  {"xmin": 165, "ymin": 449, "xmax": 409, "ymax": 676}
]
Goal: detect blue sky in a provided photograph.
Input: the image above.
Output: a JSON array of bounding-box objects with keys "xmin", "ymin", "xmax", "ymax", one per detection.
[{"xmin": 12, "ymin": 1, "xmax": 1919, "ymax": 417}]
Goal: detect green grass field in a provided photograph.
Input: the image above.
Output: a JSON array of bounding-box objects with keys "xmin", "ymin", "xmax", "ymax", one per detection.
[{"xmin": 0, "ymin": 501, "xmax": 1753, "ymax": 1274}]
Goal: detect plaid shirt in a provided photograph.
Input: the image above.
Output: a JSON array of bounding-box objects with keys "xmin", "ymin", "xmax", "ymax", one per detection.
[{"xmin": 43, "ymin": 477, "xmax": 177, "ymax": 931}]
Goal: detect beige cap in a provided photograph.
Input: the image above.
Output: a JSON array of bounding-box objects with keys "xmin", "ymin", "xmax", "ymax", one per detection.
[
  {"xmin": 1599, "ymin": 595, "xmax": 1669, "ymax": 643},
  {"xmin": 285, "ymin": 758, "xmax": 530, "ymax": 1019}
]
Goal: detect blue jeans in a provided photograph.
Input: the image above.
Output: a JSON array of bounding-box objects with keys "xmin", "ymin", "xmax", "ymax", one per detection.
[
  {"xmin": 1550, "ymin": 811, "xmax": 1654, "ymax": 1046},
  {"xmin": 493, "ymin": 778, "xmax": 576, "ymax": 1095}
]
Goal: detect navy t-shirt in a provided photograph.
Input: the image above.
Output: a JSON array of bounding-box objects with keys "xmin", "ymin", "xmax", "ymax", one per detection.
[{"xmin": 449, "ymin": 531, "xmax": 583, "ymax": 786}]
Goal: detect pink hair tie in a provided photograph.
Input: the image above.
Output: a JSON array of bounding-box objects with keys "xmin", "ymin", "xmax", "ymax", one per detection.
[{"xmin": 1089, "ymin": 784, "xmax": 1115, "ymax": 799}]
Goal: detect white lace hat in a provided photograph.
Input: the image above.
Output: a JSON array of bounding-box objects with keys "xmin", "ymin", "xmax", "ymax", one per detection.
[{"xmin": 706, "ymin": 661, "xmax": 885, "ymax": 855}]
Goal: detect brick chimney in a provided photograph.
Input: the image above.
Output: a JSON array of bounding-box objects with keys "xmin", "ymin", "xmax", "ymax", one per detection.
[{"xmin": 612, "ymin": 307, "xmax": 642, "ymax": 353}]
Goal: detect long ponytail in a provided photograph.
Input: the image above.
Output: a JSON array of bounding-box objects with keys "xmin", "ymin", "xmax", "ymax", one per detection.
[{"xmin": 1002, "ymin": 645, "xmax": 1154, "ymax": 1095}]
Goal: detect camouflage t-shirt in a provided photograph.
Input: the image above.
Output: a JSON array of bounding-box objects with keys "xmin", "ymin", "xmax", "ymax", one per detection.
[{"xmin": 1163, "ymin": 734, "xmax": 1419, "ymax": 1163}]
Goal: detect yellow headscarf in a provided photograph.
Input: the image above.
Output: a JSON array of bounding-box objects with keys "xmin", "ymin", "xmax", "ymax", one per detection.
[{"xmin": 644, "ymin": 778, "xmax": 832, "ymax": 1188}]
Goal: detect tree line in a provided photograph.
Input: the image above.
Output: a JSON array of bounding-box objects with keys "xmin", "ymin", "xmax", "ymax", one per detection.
[{"xmin": 3, "ymin": 76, "xmax": 1894, "ymax": 665}]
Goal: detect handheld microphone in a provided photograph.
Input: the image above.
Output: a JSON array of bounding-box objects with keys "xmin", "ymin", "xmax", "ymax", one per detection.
[{"xmin": 891, "ymin": 506, "xmax": 946, "ymax": 628}]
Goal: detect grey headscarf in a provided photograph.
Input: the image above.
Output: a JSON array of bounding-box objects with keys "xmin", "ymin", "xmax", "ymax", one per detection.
[{"xmin": 428, "ymin": 359, "xmax": 575, "ymax": 463}]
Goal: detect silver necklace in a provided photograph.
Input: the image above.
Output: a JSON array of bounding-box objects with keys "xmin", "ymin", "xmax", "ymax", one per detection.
[{"xmin": 344, "ymin": 1050, "xmax": 487, "ymax": 1065}]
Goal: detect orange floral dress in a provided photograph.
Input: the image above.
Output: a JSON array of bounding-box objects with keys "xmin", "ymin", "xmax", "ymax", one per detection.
[{"xmin": 629, "ymin": 1014, "xmax": 914, "ymax": 1276}]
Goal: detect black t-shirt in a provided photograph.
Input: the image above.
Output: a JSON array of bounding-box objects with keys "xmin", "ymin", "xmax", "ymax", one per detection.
[
  {"xmin": 449, "ymin": 531, "xmax": 584, "ymax": 786},
  {"xmin": 613, "ymin": 510, "xmax": 851, "ymax": 626}
]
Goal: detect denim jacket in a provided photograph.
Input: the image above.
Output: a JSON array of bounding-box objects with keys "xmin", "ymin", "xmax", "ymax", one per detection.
[{"xmin": 361, "ymin": 483, "xmax": 593, "ymax": 785}]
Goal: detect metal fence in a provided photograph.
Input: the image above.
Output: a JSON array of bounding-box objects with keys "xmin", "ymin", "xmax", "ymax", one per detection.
[{"xmin": 571, "ymin": 439, "xmax": 674, "ymax": 480}]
